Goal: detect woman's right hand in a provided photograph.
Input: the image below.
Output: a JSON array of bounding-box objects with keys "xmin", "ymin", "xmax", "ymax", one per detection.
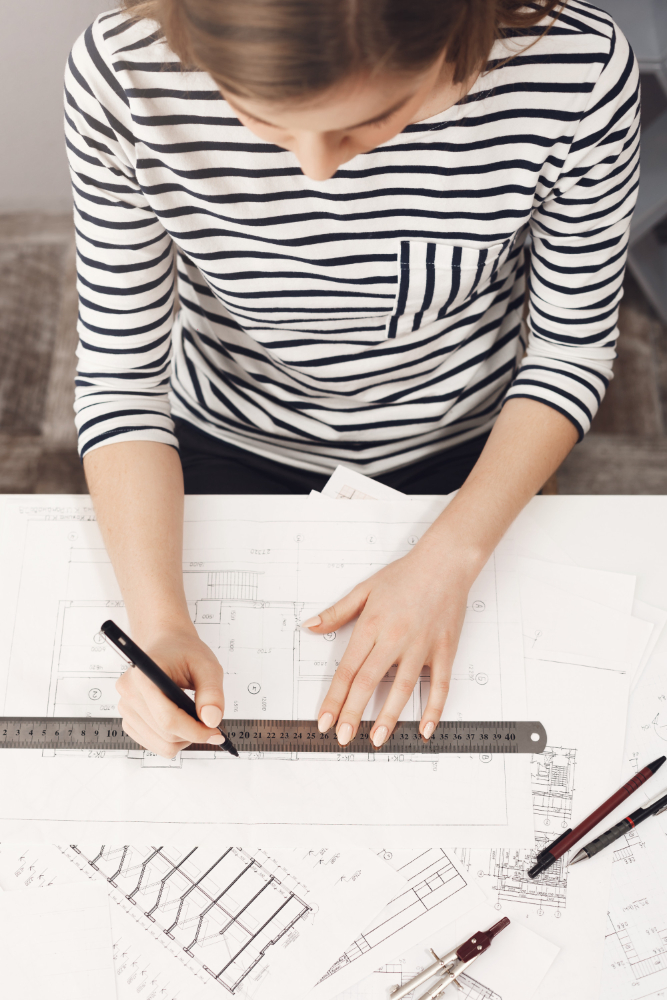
[{"xmin": 115, "ymin": 623, "xmax": 226, "ymax": 757}]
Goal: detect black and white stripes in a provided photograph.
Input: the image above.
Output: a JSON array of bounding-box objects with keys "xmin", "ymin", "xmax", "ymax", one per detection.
[{"xmin": 66, "ymin": 2, "xmax": 640, "ymax": 474}]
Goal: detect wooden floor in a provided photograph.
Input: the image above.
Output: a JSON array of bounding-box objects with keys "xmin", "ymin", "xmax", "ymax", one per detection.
[{"xmin": 1, "ymin": 212, "xmax": 666, "ymax": 495}]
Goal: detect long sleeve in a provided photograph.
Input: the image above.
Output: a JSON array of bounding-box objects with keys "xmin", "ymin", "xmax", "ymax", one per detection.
[
  {"xmin": 506, "ymin": 22, "xmax": 640, "ymax": 438},
  {"xmin": 65, "ymin": 16, "xmax": 177, "ymax": 457}
]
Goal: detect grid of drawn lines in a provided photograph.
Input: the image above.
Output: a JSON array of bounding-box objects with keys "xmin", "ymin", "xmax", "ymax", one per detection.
[{"xmin": 70, "ymin": 845, "xmax": 311, "ymax": 991}]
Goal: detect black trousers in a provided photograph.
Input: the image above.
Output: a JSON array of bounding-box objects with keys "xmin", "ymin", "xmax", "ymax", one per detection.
[{"xmin": 175, "ymin": 418, "xmax": 490, "ymax": 495}]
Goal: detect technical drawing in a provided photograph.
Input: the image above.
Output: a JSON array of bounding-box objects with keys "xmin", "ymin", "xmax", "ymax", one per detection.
[
  {"xmin": 320, "ymin": 849, "xmax": 468, "ymax": 982},
  {"xmin": 602, "ymin": 823, "xmax": 667, "ymax": 996},
  {"xmin": 1, "ymin": 501, "xmax": 518, "ymax": 739},
  {"xmin": 341, "ymin": 962, "xmax": 501, "ymax": 1000},
  {"xmin": 457, "ymin": 747, "xmax": 576, "ymax": 913},
  {"xmin": 67, "ymin": 845, "xmax": 312, "ymax": 993},
  {"xmin": 0, "ymin": 500, "xmax": 530, "ymax": 844},
  {"xmin": 43, "ymin": 541, "xmax": 504, "ymax": 733},
  {"xmin": 442, "ymin": 973, "xmax": 500, "ymax": 1000},
  {"xmin": 652, "ymin": 713, "xmax": 667, "ymax": 742}
]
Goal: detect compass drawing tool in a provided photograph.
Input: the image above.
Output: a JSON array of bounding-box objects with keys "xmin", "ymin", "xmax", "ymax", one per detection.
[
  {"xmin": 100, "ymin": 619, "xmax": 239, "ymax": 757},
  {"xmin": 389, "ymin": 918, "xmax": 510, "ymax": 1000},
  {"xmin": 569, "ymin": 788, "xmax": 667, "ymax": 866},
  {"xmin": 528, "ymin": 755, "xmax": 666, "ymax": 878}
]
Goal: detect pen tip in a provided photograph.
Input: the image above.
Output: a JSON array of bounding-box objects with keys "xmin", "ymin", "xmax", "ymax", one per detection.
[
  {"xmin": 228, "ymin": 744, "xmax": 240, "ymax": 758},
  {"xmin": 650, "ymin": 755, "xmax": 667, "ymax": 772},
  {"xmin": 569, "ymin": 850, "xmax": 586, "ymax": 866}
]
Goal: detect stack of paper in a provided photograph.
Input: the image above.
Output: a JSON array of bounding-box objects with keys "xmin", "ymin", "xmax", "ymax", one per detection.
[
  {"xmin": 0, "ymin": 475, "xmax": 665, "ymax": 1000},
  {"xmin": 308, "ymin": 467, "xmax": 665, "ymax": 1000}
]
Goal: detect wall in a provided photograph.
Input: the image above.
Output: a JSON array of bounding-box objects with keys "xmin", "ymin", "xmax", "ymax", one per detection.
[{"xmin": 0, "ymin": 1, "xmax": 115, "ymax": 214}]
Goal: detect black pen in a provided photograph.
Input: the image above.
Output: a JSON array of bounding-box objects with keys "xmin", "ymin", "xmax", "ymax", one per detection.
[
  {"xmin": 101, "ymin": 619, "xmax": 238, "ymax": 757},
  {"xmin": 570, "ymin": 788, "xmax": 667, "ymax": 865}
]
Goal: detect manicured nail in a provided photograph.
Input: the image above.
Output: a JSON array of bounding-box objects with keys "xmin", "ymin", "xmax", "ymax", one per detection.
[
  {"xmin": 337, "ymin": 723, "xmax": 353, "ymax": 746},
  {"xmin": 372, "ymin": 726, "xmax": 388, "ymax": 747},
  {"xmin": 423, "ymin": 721, "xmax": 436, "ymax": 740},
  {"xmin": 319, "ymin": 712, "xmax": 334, "ymax": 733},
  {"xmin": 207, "ymin": 733, "xmax": 225, "ymax": 745},
  {"xmin": 201, "ymin": 705, "xmax": 222, "ymax": 728},
  {"xmin": 302, "ymin": 615, "xmax": 322, "ymax": 629}
]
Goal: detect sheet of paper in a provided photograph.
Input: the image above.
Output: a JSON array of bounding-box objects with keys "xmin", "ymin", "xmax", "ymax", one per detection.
[
  {"xmin": 456, "ymin": 655, "xmax": 631, "ymax": 1000},
  {"xmin": 0, "ymin": 496, "xmax": 532, "ymax": 845},
  {"xmin": 507, "ymin": 506, "xmax": 576, "ymax": 566},
  {"xmin": 518, "ymin": 557, "xmax": 636, "ymax": 614},
  {"xmin": 0, "ymin": 879, "xmax": 116, "ymax": 999},
  {"xmin": 519, "ymin": 575, "xmax": 652, "ymax": 678},
  {"xmin": 601, "ymin": 817, "xmax": 667, "ymax": 1000},
  {"xmin": 630, "ymin": 599, "xmax": 667, "ymax": 693},
  {"xmin": 311, "ymin": 848, "xmax": 485, "ymax": 1000},
  {"xmin": 319, "ymin": 465, "xmax": 409, "ymax": 500},
  {"xmin": 327, "ymin": 901, "xmax": 559, "ymax": 1000},
  {"xmin": 597, "ymin": 613, "xmax": 667, "ymax": 1000},
  {"xmin": 0, "ymin": 843, "xmax": 404, "ymax": 1000}
]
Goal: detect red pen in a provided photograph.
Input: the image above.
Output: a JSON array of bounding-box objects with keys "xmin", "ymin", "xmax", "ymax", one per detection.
[{"xmin": 528, "ymin": 755, "xmax": 666, "ymax": 878}]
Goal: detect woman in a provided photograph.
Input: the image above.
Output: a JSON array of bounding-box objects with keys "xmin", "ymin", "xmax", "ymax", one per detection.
[{"xmin": 66, "ymin": 0, "xmax": 639, "ymax": 756}]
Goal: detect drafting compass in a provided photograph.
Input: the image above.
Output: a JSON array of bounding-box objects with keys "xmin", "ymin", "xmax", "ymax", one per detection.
[{"xmin": 389, "ymin": 918, "xmax": 510, "ymax": 1000}]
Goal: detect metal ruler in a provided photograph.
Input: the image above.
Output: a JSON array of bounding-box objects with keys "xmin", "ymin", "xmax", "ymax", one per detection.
[{"xmin": 0, "ymin": 718, "xmax": 547, "ymax": 754}]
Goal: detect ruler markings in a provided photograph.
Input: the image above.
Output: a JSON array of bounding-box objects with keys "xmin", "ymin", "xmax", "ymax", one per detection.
[{"xmin": 0, "ymin": 718, "xmax": 546, "ymax": 754}]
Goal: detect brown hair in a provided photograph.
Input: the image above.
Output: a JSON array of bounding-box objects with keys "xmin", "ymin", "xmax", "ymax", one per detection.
[{"xmin": 121, "ymin": 0, "xmax": 564, "ymax": 100}]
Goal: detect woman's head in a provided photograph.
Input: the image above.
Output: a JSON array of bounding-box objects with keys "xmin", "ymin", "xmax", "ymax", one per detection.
[{"xmin": 122, "ymin": 0, "xmax": 562, "ymax": 178}]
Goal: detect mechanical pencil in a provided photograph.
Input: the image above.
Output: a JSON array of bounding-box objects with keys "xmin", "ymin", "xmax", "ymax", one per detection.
[
  {"xmin": 101, "ymin": 619, "xmax": 238, "ymax": 757},
  {"xmin": 570, "ymin": 788, "xmax": 667, "ymax": 865}
]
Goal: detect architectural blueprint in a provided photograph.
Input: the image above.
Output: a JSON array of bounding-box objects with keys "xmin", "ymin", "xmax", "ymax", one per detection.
[
  {"xmin": 454, "ymin": 654, "xmax": 632, "ymax": 1000},
  {"xmin": 313, "ymin": 848, "xmax": 485, "ymax": 1000},
  {"xmin": 332, "ymin": 901, "xmax": 559, "ymax": 1000},
  {"xmin": 0, "ymin": 495, "xmax": 532, "ymax": 845},
  {"xmin": 0, "ymin": 842, "xmax": 404, "ymax": 1000},
  {"xmin": 599, "ymin": 617, "xmax": 667, "ymax": 1000},
  {"xmin": 602, "ymin": 819, "xmax": 667, "ymax": 1000}
]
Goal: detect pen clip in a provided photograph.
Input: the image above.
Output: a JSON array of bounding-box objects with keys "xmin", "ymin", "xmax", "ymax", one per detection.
[
  {"xmin": 644, "ymin": 787, "xmax": 667, "ymax": 813},
  {"xmin": 102, "ymin": 631, "xmax": 133, "ymax": 666}
]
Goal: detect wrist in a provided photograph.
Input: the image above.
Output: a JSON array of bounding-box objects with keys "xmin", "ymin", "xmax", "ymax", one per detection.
[
  {"xmin": 126, "ymin": 600, "xmax": 197, "ymax": 646},
  {"xmin": 413, "ymin": 514, "xmax": 492, "ymax": 584}
]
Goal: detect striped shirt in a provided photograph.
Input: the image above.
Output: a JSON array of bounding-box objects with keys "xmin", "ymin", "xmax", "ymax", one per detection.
[{"xmin": 66, "ymin": 2, "xmax": 640, "ymax": 475}]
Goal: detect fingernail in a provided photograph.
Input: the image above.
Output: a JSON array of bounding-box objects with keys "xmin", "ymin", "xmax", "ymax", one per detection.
[
  {"xmin": 423, "ymin": 721, "xmax": 436, "ymax": 740},
  {"xmin": 302, "ymin": 615, "xmax": 322, "ymax": 629},
  {"xmin": 207, "ymin": 733, "xmax": 225, "ymax": 745},
  {"xmin": 337, "ymin": 723, "xmax": 353, "ymax": 746},
  {"xmin": 319, "ymin": 712, "xmax": 334, "ymax": 733},
  {"xmin": 372, "ymin": 726, "xmax": 388, "ymax": 748},
  {"xmin": 201, "ymin": 705, "xmax": 222, "ymax": 728}
]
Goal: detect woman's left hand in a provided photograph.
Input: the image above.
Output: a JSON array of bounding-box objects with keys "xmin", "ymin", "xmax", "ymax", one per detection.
[{"xmin": 303, "ymin": 539, "xmax": 482, "ymax": 748}]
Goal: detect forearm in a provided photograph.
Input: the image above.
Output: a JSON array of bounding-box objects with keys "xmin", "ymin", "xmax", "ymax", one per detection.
[
  {"xmin": 419, "ymin": 398, "xmax": 578, "ymax": 574},
  {"xmin": 83, "ymin": 441, "xmax": 193, "ymax": 643}
]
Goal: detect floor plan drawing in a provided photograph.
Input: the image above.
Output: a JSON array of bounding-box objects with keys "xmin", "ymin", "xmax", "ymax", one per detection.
[
  {"xmin": 0, "ymin": 842, "xmax": 405, "ymax": 1000},
  {"xmin": 0, "ymin": 495, "xmax": 524, "ymax": 725},
  {"xmin": 456, "ymin": 745, "xmax": 576, "ymax": 914},
  {"xmin": 601, "ymin": 818, "xmax": 667, "ymax": 999},
  {"xmin": 66, "ymin": 846, "xmax": 312, "ymax": 994},
  {"xmin": 0, "ymin": 497, "xmax": 533, "ymax": 845}
]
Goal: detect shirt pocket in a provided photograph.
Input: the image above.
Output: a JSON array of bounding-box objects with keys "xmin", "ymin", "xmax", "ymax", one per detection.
[{"xmin": 385, "ymin": 238, "xmax": 513, "ymax": 339}]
